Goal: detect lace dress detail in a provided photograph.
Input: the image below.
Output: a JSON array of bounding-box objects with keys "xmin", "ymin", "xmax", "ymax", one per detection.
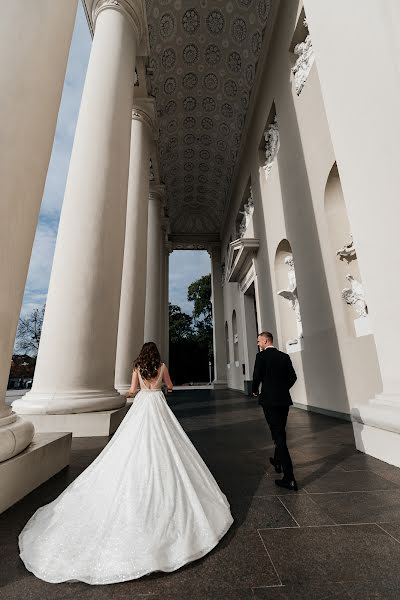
[{"xmin": 19, "ymin": 362, "xmax": 233, "ymax": 585}]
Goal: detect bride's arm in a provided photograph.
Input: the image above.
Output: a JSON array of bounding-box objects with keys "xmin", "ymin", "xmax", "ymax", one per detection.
[
  {"xmin": 126, "ymin": 369, "xmax": 139, "ymax": 398},
  {"xmin": 163, "ymin": 365, "xmax": 173, "ymax": 393}
]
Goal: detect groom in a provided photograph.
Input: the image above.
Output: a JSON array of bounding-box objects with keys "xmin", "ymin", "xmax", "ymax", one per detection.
[{"xmin": 252, "ymin": 331, "xmax": 298, "ymax": 491}]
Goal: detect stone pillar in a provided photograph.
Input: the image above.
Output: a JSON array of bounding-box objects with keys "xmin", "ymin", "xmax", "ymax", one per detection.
[
  {"xmin": 210, "ymin": 247, "xmax": 227, "ymax": 388},
  {"xmin": 115, "ymin": 103, "xmax": 155, "ymax": 393},
  {"xmin": 144, "ymin": 185, "xmax": 165, "ymax": 349},
  {"xmin": 162, "ymin": 247, "xmax": 171, "ymax": 365},
  {"xmin": 304, "ymin": 0, "xmax": 400, "ymax": 465},
  {"xmin": 14, "ymin": 0, "xmax": 145, "ymax": 416},
  {"xmin": 0, "ymin": 1, "xmax": 77, "ymax": 460}
]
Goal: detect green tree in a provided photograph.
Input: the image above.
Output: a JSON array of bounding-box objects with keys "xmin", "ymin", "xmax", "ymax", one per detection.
[
  {"xmin": 168, "ymin": 303, "xmax": 193, "ymax": 344},
  {"xmin": 187, "ymin": 274, "xmax": 212, "ymax": 328},
  {"xmin": 187, "ymin": 274, "xmax": 213, "ymax": 356}
]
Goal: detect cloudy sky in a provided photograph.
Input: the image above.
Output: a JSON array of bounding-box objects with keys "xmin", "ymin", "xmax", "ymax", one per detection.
[{"xmin": 20, "ymin": 3, "xmax": 210, "ymax": 320}]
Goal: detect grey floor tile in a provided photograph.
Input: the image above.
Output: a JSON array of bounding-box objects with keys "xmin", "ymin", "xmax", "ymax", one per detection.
[
  {"xmin": 344, "ymin": 577, "xmax": 400, "ymax": 599},
  {"xmin": 231, "ymin": 496, "xmax": 298, "ymax": 529},
  {"xmin": 304, "ymin": 470, "xmax": 399, "ymax": 493},
  {"xmin": 310, "ymin": 490, "xmax": 400, "ymax": 524},
  {"xmin": 337, "ymin": 453, "xmax": 394, "ymax": 472},
  {"xmin": 253, "ymin": 582, "xmax": 351, "ymax": 599},
  {"xmin": 259, "ymin": 524, "xmax": 400, "ymax": 584},
  {"xmin": 378, "ymin": 522, "xmax": 400, "ymax": 542},
  {"xmin": 278, "ymin": 494, "xmax": 335, "ymax": 526}
]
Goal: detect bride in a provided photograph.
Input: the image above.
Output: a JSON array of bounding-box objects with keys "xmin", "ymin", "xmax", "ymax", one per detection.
[{"xmin": 19, "ymin": 342, "xmax": 233, "ymax": 585}]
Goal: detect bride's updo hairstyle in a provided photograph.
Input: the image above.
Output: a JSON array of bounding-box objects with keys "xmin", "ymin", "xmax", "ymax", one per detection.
[{"xmin": 134, "ymin": 342, "xmax": 162, "ymax": 380}]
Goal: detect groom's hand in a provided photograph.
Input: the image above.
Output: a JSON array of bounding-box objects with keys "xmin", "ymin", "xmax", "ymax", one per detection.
[{"xmin": 252, "ymin": 393, "xmax": 258, "ymax": 397}]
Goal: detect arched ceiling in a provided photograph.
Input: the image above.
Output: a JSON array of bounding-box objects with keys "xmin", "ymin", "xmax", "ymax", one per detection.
[{"xmin": 145, "ymin": 0, "xmax": 272, "ymax": 235}]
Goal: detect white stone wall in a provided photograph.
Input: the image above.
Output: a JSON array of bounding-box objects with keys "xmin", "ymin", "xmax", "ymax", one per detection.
[{"xmin": 221, "ymin": 0, "xmax": 382, "ymax": 415}]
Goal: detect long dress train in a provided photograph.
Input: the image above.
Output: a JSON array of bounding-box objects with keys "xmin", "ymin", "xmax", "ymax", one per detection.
[{"xmin": 18, "ymin": 365, "xmax": 233, "ymax": 584}]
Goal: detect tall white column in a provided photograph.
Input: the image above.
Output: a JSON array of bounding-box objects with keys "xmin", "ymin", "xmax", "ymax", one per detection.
[
  {"xmin": 163, "ymin": 248, "xmax": 171, "ymax": 365},
  {"xmin": 14, "ymin": 0, "xmax": 145, "ymax": 416},
  {"xmin": 210, "ymin": 247, "xmax": 227, "ymax": 388},
  {"xmin": 304, "ymin": 0, "xmax": 400, "ymax": 464},
  {"xmin": 144, "ymin": 185, "xmax": 165, "ymax": 349},
  {"xmin": 0, "ymin": 1, "xmax": 77, "ymax": 460},
  {"xmin": 115, "ymin": 103, "xmax": 155, "ymax": 393}
]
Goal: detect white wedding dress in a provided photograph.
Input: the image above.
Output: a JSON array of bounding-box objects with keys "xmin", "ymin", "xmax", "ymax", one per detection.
[{"xmin": 19, "ymin": 365, "xmax": 233, "ymax": 585}]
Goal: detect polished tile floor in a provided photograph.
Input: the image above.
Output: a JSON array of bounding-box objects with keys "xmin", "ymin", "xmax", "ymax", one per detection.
[{"xmin": 2, "ymin": 389, "xmax": 400, "ymax": 599}]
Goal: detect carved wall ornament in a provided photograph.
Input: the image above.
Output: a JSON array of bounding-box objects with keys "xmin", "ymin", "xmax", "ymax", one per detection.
[
  {"xmin": 291, "ymin": 18, "xmax": 315, "ymax": 96},
  {"xmin": 342, "ymin": 275, "xmax": 368, "ymax": 318},
  {"xmin": 336, "ymin": 234, "xmax": 357, "ymax": 263},
  {"xmin": 239, "ymin": 187, "xmax": 255, "ymax": 237},
  {"xmin": 149, "ymin": 159, "xmax": 155, "ymax": 182},
  {"xmin": 263, "ymin": 117, "xmax": 280, "ymax": 179},
  {"xmin": 277, "ymin": 255, "xmax": 304, "ymax": 347}
]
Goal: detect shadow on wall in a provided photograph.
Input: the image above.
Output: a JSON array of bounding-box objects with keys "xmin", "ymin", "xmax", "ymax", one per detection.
[{"xmin": 276, "ymin": 66, "xmax": 349, "ymax": 418}]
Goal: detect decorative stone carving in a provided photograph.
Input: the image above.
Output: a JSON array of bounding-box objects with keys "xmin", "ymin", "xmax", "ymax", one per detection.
[
  {"xmin": 149, "ymin": 158, "xmax": 155, "ymax": 181},
  {"xmin": 336, "ymin": 234, "xmax": 357, "ymax": 263},
  {"xmin": 342, "ymin": 275, "xmax": 368, "ymax": 318},
  {"xmin": 263, "ymin": 117, "xmax": 280, "ymax": 179},
  {"xmin": 239, "ymin": 187, "xmax": 254, "ymax": 237},
  {"xmin": 277, "ymin": 255, "xmax": 304, "ymax": 351},
  {"xmin": 292, "ymin": 18, "xmax": 315, "ymax": 96}
]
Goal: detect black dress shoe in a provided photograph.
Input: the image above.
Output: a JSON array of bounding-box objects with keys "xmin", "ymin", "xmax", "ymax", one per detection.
[
  {"xmin": 274, "ymin": 477, "xmax": 298, "ymax": 491},
  {"xmin": 269, "ymin": 457, "xmax": 282, "ymax": 474}
]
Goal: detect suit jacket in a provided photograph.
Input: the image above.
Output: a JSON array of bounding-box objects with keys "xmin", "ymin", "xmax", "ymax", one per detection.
[{"xmin": 252, "ymin": 347, "xmax": 297, "ymax": 407}]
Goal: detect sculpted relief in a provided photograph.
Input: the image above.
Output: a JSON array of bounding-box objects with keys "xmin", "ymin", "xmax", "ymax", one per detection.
[
  {"xmin": 239, "ymin": 187, "xmax": 254, "ymax": 237},
  {"xmin": 263, "ymin": 117, "xmax": 280, "ymax": 179},
  {"xmin": 291, "ymin": 18, "xmax": 315, "ymax": 96},
  {"xmin": 277, "ymin": 255, "xmax": 304, "ymax": 352}
]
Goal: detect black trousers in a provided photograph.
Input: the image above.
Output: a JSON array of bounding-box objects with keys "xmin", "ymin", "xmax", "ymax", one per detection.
[{"xmin": 262, "ymin": 405, "xmax": 294, "ymax": 480}]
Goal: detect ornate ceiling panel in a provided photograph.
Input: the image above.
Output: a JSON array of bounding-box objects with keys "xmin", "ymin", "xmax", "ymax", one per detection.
[{"xmin": 145, "ymin": 0, "xmax": 272, "ymax": 235}]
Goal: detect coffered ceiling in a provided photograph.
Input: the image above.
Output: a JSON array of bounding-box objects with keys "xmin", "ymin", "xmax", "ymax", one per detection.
[{"xmin": 145, "ymin": 0, "xmax": 272, "ymax": 235}]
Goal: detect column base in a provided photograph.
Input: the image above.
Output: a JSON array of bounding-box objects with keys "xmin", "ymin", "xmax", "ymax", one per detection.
[
  {"xmin": 351, "ymin": 399, "xmax": 400, "ymax": 468},
  {"xmin": 12, "ymin": 389, "xmax": 126, "ymax": 415},
  {"xmin": 0, "ymin": 432, "xmax": 71, "ymax": 514},
  {"xmin": 212, "ymin": 380, "xmax": 227, "ymax": 390},
  {"xmin": 115, "ymin": 383, "xmax": 130, "ymax": 395},
  {"xmin": 17, "ymin": 406, "xmax": 129, "ymax": 437},
  {"xmin": 0, "ymin": 414, "xmax": 35, "ymax": 463}
]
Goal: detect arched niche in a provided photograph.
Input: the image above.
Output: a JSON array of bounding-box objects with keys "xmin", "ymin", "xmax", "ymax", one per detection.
[
  {"xmin": 274, "ymin": 240, "xmax": 304, "ymax": 353},
  {"xmin": 225, "ymin": 321, "xmax": 230, "ymax": 368},
  {"xmin": 325, "ymin": 163, "xmax": 371, "ymax": 337},
  {"xmin": 232, "ymin": 310, "xmax": 239, "ymax": 366}
]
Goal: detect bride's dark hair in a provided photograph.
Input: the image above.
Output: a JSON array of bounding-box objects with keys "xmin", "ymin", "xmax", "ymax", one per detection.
[{"xmin": 134, "ymin": 342, "xmax": 162, "ymax": 380}]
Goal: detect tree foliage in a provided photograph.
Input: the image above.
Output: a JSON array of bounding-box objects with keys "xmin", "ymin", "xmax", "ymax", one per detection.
[
  {"xmin": 15, "ymin": 305, "xmax": 45, "ymax": 355},
  {"xmin": 187, "ymin": 274, "xmax": 212, "ymax": 328},
  {"xmin": 169, "ymin": 303, "xmax": 194, "ymax": 344}
]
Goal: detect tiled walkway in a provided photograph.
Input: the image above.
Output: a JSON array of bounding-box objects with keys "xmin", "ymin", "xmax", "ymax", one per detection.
[{"xmin": 2, "ymin": 390, "xmax": 400, "ymax": 599}]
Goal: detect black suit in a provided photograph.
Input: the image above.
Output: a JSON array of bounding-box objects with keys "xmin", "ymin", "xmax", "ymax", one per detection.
[{"xmin": 252, "ymin": 347, "xmax": 297, "ymax": 480}]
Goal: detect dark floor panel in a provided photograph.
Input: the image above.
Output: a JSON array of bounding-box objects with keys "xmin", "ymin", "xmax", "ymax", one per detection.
[
  {"xmin": 378, "ymin": 522, "xmax": 400, "ymax": 542},
  {"xmin": 253, "ymin": 582, "xmax": 351, "ymax": 599},
  {"xmin": 259, "ymin": 524, "xmax": 400, "ymax": 584},
  {"xmin": 304, "ymin": 469, "xmax": 399, "ymax": 494},
  {"xmin": 278, "ymin": 494, "xmax": 335, "ymax": 526},
  {"xmin": 231, "ymin": 496, "xmax": 298, "ymax": 529},
  {"xmin": 310, "ymin": 490, "xmax": 400, "ymax": 524},
  {"xmin": 344, "ymin": 577, "xmax": 400, "ymax": 599}
]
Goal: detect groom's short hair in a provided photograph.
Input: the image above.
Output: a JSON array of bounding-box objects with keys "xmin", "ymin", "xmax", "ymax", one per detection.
[{"xmin": 259, "ymin": 331, "xmax": 273, "ymax": 343}]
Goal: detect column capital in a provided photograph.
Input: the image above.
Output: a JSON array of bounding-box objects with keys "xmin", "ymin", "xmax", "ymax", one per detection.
[
  {"xmin": 132, "ymin": 98, "xmax": 158, "ymax": 139},
  {"xmin": 92, "ymin": 0, "xmax": 145, "ymax": 41}
]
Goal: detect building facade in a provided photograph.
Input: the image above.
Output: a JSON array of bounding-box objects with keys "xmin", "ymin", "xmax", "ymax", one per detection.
[{"xmin": 1, "ymin": 0, "xmax": 400, "ymax": 511}]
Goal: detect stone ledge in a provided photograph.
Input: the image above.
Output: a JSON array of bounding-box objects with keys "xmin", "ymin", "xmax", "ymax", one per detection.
[
  {"xmin": 18, "ymin": 406, "xmax": 129, "ymax": 437},
  {"xmin": 353, "ymin": 421, "xmax": 400, "ymax": 468},
  {"xmin": 0, "ymin": 432, "xmax": 71, "ymax": 514}
]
